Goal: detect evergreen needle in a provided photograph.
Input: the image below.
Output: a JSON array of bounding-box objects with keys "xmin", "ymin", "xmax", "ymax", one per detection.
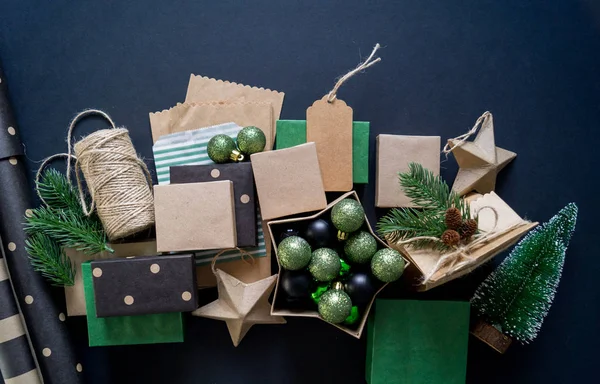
[{"xmin": 25, "ymin": 232, "xmax": 75, "ymax": 286}]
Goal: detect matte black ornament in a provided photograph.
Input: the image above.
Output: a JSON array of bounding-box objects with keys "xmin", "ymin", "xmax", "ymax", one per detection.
[
  {"xmin": 280, "ymin": 269, "xmax": 313, "ymax": 299},
  {"xmin": 304, "ymin": 219, "xmax": 336, "ymax": 248},
  {"xmin": 344, "ymin": 272, "xmax": 377, "ymax": 307}
]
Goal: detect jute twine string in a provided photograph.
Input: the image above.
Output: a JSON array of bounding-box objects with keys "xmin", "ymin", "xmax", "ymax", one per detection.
[
  {"xmin": 326, "ymin": 43, "xmax": 381, "ymax": 103},
  {"xmin": 393, "ymin": 206, "xmax": 522, "ymax": 283},
  {"xmin": 67, "ymin": 109, "xmax": 155, "ymax": 241},
  {"xmin": 442, "ymin": 111, "xmax": 492, "ymax": 156},
  {"xmin": 211, "ymin": 248, "xmax": 255, "ymax": 275}
]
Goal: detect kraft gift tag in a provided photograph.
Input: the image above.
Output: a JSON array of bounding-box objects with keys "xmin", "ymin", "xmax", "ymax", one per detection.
[
  {"xmin": 305, "ymin": 43, "xmax": 382, "ymax": 191},
  {"xmin": 306, "ymin": 96, "xmax": 353, "ymax": 191}
]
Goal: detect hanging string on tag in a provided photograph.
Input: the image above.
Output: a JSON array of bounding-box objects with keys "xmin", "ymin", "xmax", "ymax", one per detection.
[
  {"xmin": 442, "ymin": 111, "xmax": 492, "ymax": 157},
  {"xmin": 326, "ymin": 43, "xmax": 382, "ymax": 103}
]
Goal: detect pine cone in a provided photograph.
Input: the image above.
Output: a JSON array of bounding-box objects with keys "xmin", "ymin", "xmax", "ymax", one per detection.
[
  {"xmin": 445, "ymin": 207, "xmax": 463, "ymax": 230},
  {"xmin": 441, "ymin": 229, "xmax": 461, "ymax": 247},
  {"xmin": 460, "ymin": 219, "xmax": 478, "ymax": 241}
]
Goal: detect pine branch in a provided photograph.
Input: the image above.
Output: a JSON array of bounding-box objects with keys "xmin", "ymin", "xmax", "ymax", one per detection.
[
  {"xmin": 377, "ymin": 208, "xmax": 448, "ymax": 250},
  {"xmin": 25, "ymin": 205, "xmax": 112, "ymax": 255},
  {"xmin": 37, "ymin": 168, "xmax": 85, "ymax": 214},
  {"xmin": 399, "ymin": 163, "xmax": 451, "ymax": 211},
  {"xmin": 25, "ymin": 232, "xmax": 75, "ymax": 286}
]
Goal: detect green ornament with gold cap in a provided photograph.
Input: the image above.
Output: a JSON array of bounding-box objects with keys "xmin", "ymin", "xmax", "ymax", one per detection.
[
  {"xmin": 237, "ymin": 126, "xmax": 266, "ymax": 155},
  {"xmin": 331, "ymin": 198, "xmax": 365, "ymax": 240},
  {"xmin": 318, "ymin": 282, "xmax": 353, "ymax": 324},
  {"xmin": 207, "ymin": 134, "xmax": 244, "ymax": 163}
]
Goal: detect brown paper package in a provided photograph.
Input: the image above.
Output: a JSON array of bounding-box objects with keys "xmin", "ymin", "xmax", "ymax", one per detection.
[
  {"xmin": 185, "ymin": 74, "xmax": 285, "ymax": 147},
  {"xmin": 250, "ymin": 142, "xmax": 327, "ymax": 221},
  {"xmin": 388, "ymin": 192, "xmax": 538, "ymax": 291},
  {"xmin": 267, "ymin": 192, "xmax": 411, "ymax": 339},
  {"xmin": 64, "ymin": 240, "xmax": 158, "ymax": 316},
  {"xmin": 149, "ymin": 101, "xmax": 275, "ymax": 149},
  {"xmin": 376, "ymin": 134, "xmax": 441, "ymax": 208},
  {"xmin": 154, "ymin": 181, "xmax": 237, "ymax": 253}
]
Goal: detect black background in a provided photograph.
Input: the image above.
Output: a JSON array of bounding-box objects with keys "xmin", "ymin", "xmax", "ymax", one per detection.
[{"xmin": 1, "ymin": 1, "xmax": 598, "ymax": 383}]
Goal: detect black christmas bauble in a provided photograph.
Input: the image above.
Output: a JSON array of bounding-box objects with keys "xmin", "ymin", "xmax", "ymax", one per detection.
[
  {"xmin": 279, "ymin": 228, "xmax": 301, "ymax": 243},
  {"xmin": 344, "ymin": 272, "xmax": 377, "ymax": 307},
  {"xmin": 280, "ymin": 269, "xmax": 314, "ymax": 299},
  {"xmin": 304, "ymin": 219, "xmax": 336, "ymax": 248}
]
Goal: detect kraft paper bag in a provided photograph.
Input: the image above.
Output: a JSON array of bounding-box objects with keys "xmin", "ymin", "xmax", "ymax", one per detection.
[
  {"xmin": 184, "ymin": 74, "xmax": 285, "ymax": 148},
  {"xmin": 149, "ymin": 101, "xmax": 274, "ymax": 149}
]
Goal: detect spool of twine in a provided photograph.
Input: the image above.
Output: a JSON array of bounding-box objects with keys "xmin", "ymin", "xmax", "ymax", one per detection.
[{"xmin": 69, "ymin": 109, "xmax": 155, "ymax": 241}]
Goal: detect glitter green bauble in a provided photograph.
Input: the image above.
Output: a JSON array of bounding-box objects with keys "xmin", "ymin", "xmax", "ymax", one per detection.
[
  {"xmin": 309, "ymin": 248, "xmax": 341, "ymax": 282},
  {"xmin": 344, "ymin": 231, "xmax": 378, "ymax": 264},
  {"xmin": 371, "ymin": 248, "xmax": 406, "ymax": 283},
  {"xmin": 318, "ymin": 289, "xmax": 352, "ymax": 324},
  {"xmin": 207, "ymin": 134, "xmax": 240, "ymax": 163},
  {"xmin": 277, "ymin": 236, "xmax": 312, "ymax": 271},
  {"xmin": 331, "ymin": 199, "xmax": 365, "ymax": 235},
  {"xmin": 237, "ymin": 126, "xmax": 266, "ymax": 155}
]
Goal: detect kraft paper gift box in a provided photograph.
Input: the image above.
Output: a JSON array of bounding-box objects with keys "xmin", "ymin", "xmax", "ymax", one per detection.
[
  {"xmin": 366, "ymin": 300, "xmax": 470, "ymax": 384},
  {"xmin": 152, "ymin": 122, "xmax": 270, "ymax": 288},
  {"xmin": 375, "ymin": 134, "xmax": 441, "ymax": 208},
  {"xmin": 387, "ymin": 192, "xmax": 538, "ymax": 291},
  {"xmin": 275, "ymin": 120, "xmax": 370, "ymax": 184},
  {"xmin": 251, "ymin": 142, "xmax": 327, "ymax": 221},
  {"xmin": 82, "ymin": 262, "xmax": 184, "ymax": 347},
  {"xmin": 64, "ymin": 240, "xmax": 158, "ymax": 317},
  {"xmin": 267, "ymin": 192, "xmax": 410, "ymax": 339},
  {"xmin": 91, "ymin": 254, "xmax": 197, "ymax": 317},
  {"xmin": 170, "ymin": 163, "xmax": 257, "ymax": 247},
  {"xmin": 154, "ymin": 181, "xmax": 236, "ymax": 253}
]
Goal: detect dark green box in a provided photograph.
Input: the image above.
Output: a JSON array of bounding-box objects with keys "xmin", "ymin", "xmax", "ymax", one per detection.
[
  {"xmin": 275, "ymin": 120, "xmax": 370, "ymax": 184},
  {"xmin": 366, "ymin": 300, "xmax": 470, "ymax": 384}
]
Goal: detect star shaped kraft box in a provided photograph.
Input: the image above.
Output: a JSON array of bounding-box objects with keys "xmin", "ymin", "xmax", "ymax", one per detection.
[{"xmin": 267, "ymin": 192, "xmax": 411, "ymax": 339}]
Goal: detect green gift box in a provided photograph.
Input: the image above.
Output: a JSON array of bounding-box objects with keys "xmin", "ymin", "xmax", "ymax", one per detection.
[
  {"xmin": 82, "ymin": 262, "xmax": 184, "ymax": 347},
  {"xmin": 366, "ymin": 300, "xmax": 470, "ymax": 384},
  {"xmin": 275, "ymin": 120, "xmax": 370, "ymax": 184}
]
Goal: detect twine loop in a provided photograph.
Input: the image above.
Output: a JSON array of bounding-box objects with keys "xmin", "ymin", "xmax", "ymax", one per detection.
[
  {"xmin": 326, "ymin": 43, "xmax": 381, "ymax": 103},
  {"xmin": 211, "ymin": 248, "xmax": 255, "ymax": 275},
  {"xmin": 35, "ymin": 153, "xmax": 77, "ymax": 206},
  {"xmin": 442, "ymin": 111, "xmax": 492, "ymax": 156}
]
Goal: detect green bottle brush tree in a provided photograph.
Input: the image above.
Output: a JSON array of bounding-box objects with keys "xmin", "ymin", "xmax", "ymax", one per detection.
[{"xmin": 470, "ymin": 203, "xmax": 578, "ymax": 353}]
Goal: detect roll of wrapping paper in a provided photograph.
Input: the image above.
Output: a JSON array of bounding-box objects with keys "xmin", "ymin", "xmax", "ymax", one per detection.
[{"xmin": 0, "ymin": 64, "xmax": 84, "ymax": 383}]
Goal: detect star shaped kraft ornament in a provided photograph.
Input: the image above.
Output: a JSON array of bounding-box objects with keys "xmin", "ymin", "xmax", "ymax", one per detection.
[
  {"xmin": 445, "ymin": 111, "xmax": 516, "ymax": 196},
  {"xmin": 192, "ymin": 268, "xmax": 286, "ymax": 347}
]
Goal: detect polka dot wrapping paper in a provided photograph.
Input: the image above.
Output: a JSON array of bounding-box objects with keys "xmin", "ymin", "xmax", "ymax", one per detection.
[
  {"xmin": 90, "ymin": 254, "xmax": 197, "ymax": 317},
  {"xmin": 0, "ymin": 64, "xmax": 83, "ymax": 383}
]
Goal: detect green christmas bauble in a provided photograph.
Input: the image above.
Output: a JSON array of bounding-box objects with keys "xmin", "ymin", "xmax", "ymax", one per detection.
[
  {"xmin": 371, "ymin": 248, "xmax": 406, "ymax": 283},
  {"xmin": 309, "ymin": 248, "xmax": 341, "ymax": 282},
  {"xmin": 318, "ymin": 289, "xmax": 352, "ymax": 324},
  {"xmin": 237, "ymin": 126, "xmax": 266, "ymax": 155},
  {"xmin": 331, "ymin": 199, "xmax": 365, "ymax": 239},
  {"xmin": 207, "ymin": 134, "xmax": 243, "ymax": 163},
  {"xmin": 277, "ymin": 236, "xmax": 312, "ymax": 271},
  {"xmin": 344, "ymin": 231, "xmax": 378, "ymax": 264}
]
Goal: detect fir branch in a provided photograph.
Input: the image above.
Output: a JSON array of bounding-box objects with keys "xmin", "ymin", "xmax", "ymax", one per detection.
[
  {"xmin": 377, "ymin": 208, "xmax": 448, "ymax": 250},
  {"xmin": 399, "ymin": 163, "xmax": 451, "ymax": 211},
  {"xmin": 37, "ymin": 168, "xmax": 85, "ymax": 214},
  {"xmin": 25, "ymin": 205, "xmax": 112, "ymax": 255},
  {"xmin": 25, "ymin": 232, "xmax": 75, "ymax": 286}
]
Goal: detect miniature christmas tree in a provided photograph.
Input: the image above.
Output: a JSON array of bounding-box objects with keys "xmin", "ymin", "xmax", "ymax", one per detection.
[{"xmin": 471, "ymin": 203, "xmax": 577, "ymax": 351}]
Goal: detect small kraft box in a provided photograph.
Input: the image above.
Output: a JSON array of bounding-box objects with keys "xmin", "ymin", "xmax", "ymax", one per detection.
[
  {"xmin": 275, "ymin": 120, "xmax": 370, "ymax": 184},
  {"xmin": 170, "ymin": 163, "xmax": 257, "ymax": 247},
  {"xmin": 91, "ymin": 254, "xmax": 197, "ymax": 317},
  {"xmin": 388, "ymin": 192, "xmax": 538, "ymax": 291},
  {"xmin": 154, "ymin": 180, "xmax": 237, "ymax": 252},
  {"xmin": 376, "ymin": 134, "xmax": 441, "ymax": 208},
  {"xmin": 251, "ymin": 142, "xmax": 327, "ymax": 221},
  {"xmin": 267, "ymin": 192, "xmax": 410, "ymax": 338}
]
